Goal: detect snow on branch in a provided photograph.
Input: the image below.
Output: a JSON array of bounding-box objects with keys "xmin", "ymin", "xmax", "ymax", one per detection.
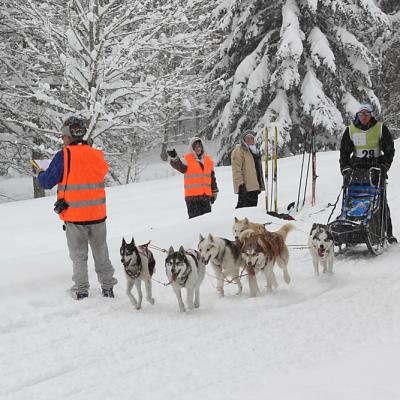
[{"xmin": 308, "ymin": 27, "xmax": 336, "ymax": 72}]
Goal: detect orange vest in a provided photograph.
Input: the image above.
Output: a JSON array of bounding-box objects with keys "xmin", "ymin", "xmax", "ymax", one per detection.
[
  {"xmin": 184, "ymin": 153, "xmax": 213, "ymax": 197},
  {"xmin": 57, "ymin": 144, "xmax": 108, "ymax": 222}
]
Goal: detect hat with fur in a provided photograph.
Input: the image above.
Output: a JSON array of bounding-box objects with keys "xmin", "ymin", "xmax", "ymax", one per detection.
[
  {"xmin": 60, "ymin": 116, "xmax": 87, "ymax": 138},
  {"xmin": 189, "ymin": 136, "xmax": 204, "ymax": 156}
]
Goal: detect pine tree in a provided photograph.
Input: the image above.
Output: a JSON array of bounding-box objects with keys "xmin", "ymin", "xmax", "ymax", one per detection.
[{"xmin": 207, "ymin": 0, "xmax": 390, "ymax": 164}]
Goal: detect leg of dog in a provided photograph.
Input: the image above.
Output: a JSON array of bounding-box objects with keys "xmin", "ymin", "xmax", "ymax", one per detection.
[
  {"xmin": 327, "ymin": 256, "xmax": 334, "ymax": 275},
  {"xmin": 213, "ymin": 265, "xmax": 225, "ymax": 297},
  {"xmin": 172, "ymin": 284, "xmax": 185, "ymax": 312},
  {"xmin": 322, "ymin": 260, "xmax": 327, "ymax": 274},
  {"xmin": 312, "ymin": 256, "xmax": 320, "ymax": 276},
  {"xmin": 194, "ymin": 285, "xmax": 200, "ymax": 308},
  {"xmin": 145, "ymin": 279, "xmax": 155, "ymax": 305},
  {"xmin": 126, "ymin": 279, "xmax": 138, "ymax": 308},
  {"xmin": 277, "ymin": 257, "xmax": 291, "ymax": 284},
  {"xmin": 186, "ymin": 286, "xmax": 195, "ymax": 310},
  {"xmin": 233, "ymin": 276, "xmax": 243, "ymax": 295},
  {"xmin": 134, "ymin": 279, "xmax": 143, "ymax": 310},
  {"xmin": 265, "ymin": 265, "xmax": 275, "ymax": 291},
  {"xmin": 247, "ymin": 273, "xmax": 259, "ymax": 297}
]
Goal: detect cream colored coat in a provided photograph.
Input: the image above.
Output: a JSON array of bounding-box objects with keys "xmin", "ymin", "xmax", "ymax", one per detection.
[{"xmin": 231, "ymin": 144, "xmax": 265, "ymax": 194}]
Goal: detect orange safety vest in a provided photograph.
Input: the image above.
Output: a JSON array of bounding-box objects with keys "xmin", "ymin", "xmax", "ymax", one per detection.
[
  {"xmin": 183, "ymin": 153, "xmax": 213, "ymax": 197},
  {"xmin": 57, "ymin": 144, "xmax": 108, "ymax": 222}
]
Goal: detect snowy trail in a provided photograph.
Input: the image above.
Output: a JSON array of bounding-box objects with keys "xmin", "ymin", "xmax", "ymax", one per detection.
[{"xmin": 1, "ymin": 146, "xmax": 400, "ymax": 399}]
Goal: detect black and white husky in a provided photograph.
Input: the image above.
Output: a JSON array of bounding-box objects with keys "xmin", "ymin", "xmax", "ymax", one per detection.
[
  {"xmin": 198, "ymin": 234, "xmax": 243, "ymax": 297},
  {"xmin": 120, "ymin": 238, "xmax": 155, "ymax": 309},
  {"xmin": 165, "ymin": 246, "xmax": 205, "ymax": 313},
  {"xmin": 308, "ymin": 224, "xmax": 335, "ymax": 275}
]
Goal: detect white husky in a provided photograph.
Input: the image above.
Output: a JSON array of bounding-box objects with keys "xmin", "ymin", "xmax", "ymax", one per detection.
[
  {"xmin": 198, "ymin": 234, "xmax": 244, "ymax": 297},
  {"xmin": 165, "ymin": 246, "xmax": 205, "ymax": 312},
  {"xmin": 308, "ymin": 223, "xmax": 335, "ymax": 275}
]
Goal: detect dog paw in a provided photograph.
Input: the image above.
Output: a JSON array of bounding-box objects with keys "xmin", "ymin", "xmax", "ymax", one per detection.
[
  {"xmin": 194, "ymin": 303, "xmax": 200, "ymax": 308},
  {"xmin": 147, "ymin": 297, "xmax": 155, "ymax": 305},
  {"xmin": 135, "ymin": 304, "xmax": 142, "ymax": 310}
]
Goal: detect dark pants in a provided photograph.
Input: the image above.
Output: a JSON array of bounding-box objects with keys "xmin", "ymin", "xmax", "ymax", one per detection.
[
  {"xmin": 236, "ymin": 191, "xmax": 259, "ymax": 208},
  {"xmin": 186, "ymin": 198, "xmax": 212, "ymax": 219}
]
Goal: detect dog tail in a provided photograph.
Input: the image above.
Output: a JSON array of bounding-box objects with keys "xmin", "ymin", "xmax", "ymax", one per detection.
[
  {"xmin": 238, "ymin": 229, "xmax": 255, "ymax": 242},
  {"xmin": 276, "ymin": 223, "xmax": 294, "ymax": 242}
]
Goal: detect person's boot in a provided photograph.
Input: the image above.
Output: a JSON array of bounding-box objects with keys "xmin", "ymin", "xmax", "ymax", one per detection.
[
  {"xmin": 102, "ymin": 288, "xmax": 114, "ymax": 298},
  {"xmin": 388, "ymin": 236, "xmax": 398, "ymax": 244},
  {"xmin": 75, "ymin": 292, "xmax": 88, "ymax": 300}
]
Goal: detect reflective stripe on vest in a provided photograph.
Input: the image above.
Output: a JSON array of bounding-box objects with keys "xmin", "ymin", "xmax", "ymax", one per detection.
[
  {"xmin": 183, "ymin": 153, "xmax": 213, "ymax": 197},
  {"xmin": 58, "ymin": 182, "xmax": 105, "ymax": 191},
  {"xmin": 57, "ymin": 145, "xmax": 108, "ymax": 222},
  {"xmin": 349, "ymin": 122, "xmax": 382, "ymax": 159}
]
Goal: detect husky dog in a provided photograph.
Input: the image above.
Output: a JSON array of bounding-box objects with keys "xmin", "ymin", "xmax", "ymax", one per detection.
[
  {"xmin": 232, "ymin": 217, "xmax": 268, "ymax": 240},
  {"xmin": 120, "ymin": 238, "xmax": 155, "ymax": 309},
  {"xmin": 198, "ymin": 234, "xmax": 243, "ymax": 297},
  {"xmin": 239, "ymin": 224, "xmax": 293, "ymax": 296},
  {"xmin": 165, "ymin": 246, "xmax": 205, "ymax": 312},
  {"xmin": 308, "ymin": 223, "xmax": 334, "ymax": 275}
]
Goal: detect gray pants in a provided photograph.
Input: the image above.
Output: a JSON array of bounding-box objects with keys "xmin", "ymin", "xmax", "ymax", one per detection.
[{"xmin": 65, "ymin": 221, "xmax": 117, "ymax": 294}]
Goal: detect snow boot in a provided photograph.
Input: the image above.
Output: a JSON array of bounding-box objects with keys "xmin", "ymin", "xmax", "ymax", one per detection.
[
  {"xmin": 102, "ymin": 288, "xmax": 114, "ymax": 298},
  {"xmin": 388, "ymin": 236, "xmax": 398, "ymax": 244},
  {"xmin": 75, "ymin": 292, "xmax": 88, "ymax": 300}
]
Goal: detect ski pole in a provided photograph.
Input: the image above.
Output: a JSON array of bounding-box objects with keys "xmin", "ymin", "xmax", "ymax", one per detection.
[
  {"xmin": 302, "ymin": 134, "xmax": 312, "ymax": 207},
  {"xmin": 274, "ymin": 126, "xmax": 278, "ymax": 212},
  {"xmin": 296, "ymin": 130, "xmax": 308, "ymax": 212},
  {"xmin": 265, "ymin": 127, "xmax": 269, "ymax": 212}
]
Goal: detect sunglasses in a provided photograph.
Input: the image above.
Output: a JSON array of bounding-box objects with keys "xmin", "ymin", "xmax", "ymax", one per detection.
[{"xmin": 358, "ymin": 112, "xmax": 371, "ymax": 116}]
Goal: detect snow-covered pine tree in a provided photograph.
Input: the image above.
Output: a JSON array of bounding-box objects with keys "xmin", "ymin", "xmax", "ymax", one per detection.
[
  {"xmin": 207, "ymin": 0, "xmax": 390, "ymax": 164},
  {"xmin": 374, "ymin": 0, "xmax": 400, "ymax": 137}
]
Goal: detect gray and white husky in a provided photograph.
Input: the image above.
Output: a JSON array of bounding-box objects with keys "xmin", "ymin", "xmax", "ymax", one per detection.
[
  {"xmin": 120, "ymin": 238, "xmax": 155, "ymax": 309},
  {"xmin": 308, "ymin": 223, "xmax": 335, "ymax": 275},
  {"xmin": 198, "ymin": 234, "xmax": 243, "ymax": 297},
  {"xmin": 165, "ymin": 246, "xmax": 205, "ymax": 313}
]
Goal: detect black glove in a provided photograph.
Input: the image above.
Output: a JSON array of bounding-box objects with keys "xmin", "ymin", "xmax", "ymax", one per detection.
[
  {"xmin": 167, "ymin": 149, "xmax": 177, "ymax": 158},
  {"xmin": 341, "ymin": 167, "xmax": 352, "ymax": 187},
  {"xmin": 238, "ymin": 184, "xmax": 247, "ymax": 195}
]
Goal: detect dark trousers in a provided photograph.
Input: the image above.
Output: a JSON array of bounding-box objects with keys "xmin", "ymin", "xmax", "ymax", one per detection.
[
  {"xmin": 236, "ymin": 191, "xmax": 259, "ymax": 208},
  {"xmin": 186, "ymin": 198, "xmax": 211, "ymax": 219}
]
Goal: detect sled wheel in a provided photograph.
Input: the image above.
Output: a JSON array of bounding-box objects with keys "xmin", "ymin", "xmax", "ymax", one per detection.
[{"xmin": 366, "ymin": 232, "xmax": 384, "ymax": 256}]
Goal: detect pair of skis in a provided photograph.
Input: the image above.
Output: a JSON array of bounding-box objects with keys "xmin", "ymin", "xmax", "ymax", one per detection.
[
  {"xmin": 265, "ymin": 127, "xmax": 278, "ymax": 212},
  {"xmin": 296, "ymin": 126, "xmax": 317, "ymax": 212}
]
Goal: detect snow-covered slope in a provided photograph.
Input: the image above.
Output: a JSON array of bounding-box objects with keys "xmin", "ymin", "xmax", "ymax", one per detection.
[{"xmin": 1, "ymin": 144, "xmax": 400, "ymax": 400}]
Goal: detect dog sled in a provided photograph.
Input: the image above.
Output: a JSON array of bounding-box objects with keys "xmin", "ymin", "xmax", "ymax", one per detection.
[{"xmin": 328, "ymin": 167, "xmax": 387, "ymax": 255}]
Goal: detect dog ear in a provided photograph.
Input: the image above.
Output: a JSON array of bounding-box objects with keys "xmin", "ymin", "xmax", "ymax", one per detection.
[
  {"xmin": 199, "ymin": 233, "xmax": 204, "ymax": 242},
  {"xmin": 179, "ymin": 245, "xmax": 185, "ymax": 255},
  {"xmin": 244, "ymin": 217, "xmax": 249, "ymax": 224},
  {"xmin": 168, "ymin": 246, "xmax": 174, "ymax": 255},
  {"xmin": 207, "ymin": 233, "xmax": 214, "ymax": 242},
  {"xmin": 122, "ymin": 237, "xmax": 126, "ymax": 245},
  {"xmin": 234, "ymin": 216, "xmax": 238, "ymax": 222},
  {"xmin": 130, "ymin": 237, "xmax": 135, "ymax": 246}
]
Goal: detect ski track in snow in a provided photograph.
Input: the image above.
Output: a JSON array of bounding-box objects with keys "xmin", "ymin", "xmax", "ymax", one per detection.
[{"xmin": 1, "ymin": 145, "xmax": 400, "ymax": 399}]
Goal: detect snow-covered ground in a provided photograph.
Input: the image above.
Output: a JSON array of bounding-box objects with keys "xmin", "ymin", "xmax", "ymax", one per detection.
[{"xmin": 1, "ymin": 142, "xmax": 400, "ymax": 400}]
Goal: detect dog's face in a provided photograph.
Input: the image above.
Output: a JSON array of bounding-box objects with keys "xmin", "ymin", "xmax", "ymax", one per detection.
[
  {"xmin": 165, "ymin": 246, "xmax": 188, "ymax": 282},
  {"xmin": 120, "ymin": 237, "xmax": 139, "ymax": 267},
  {"xmin": 310, "ymin": 224, "xmax": 333, "ymax": 258},
  {"xmin": 198, "ymin": 234, "xmax": 220, "ymax": 264},
  {"xmin": 232, "ymin": 217, "xmax": 250, "ymax": 240},
  {"xmin": 241, "ymin": 237, "xmax": 267, "ymax": 269}
]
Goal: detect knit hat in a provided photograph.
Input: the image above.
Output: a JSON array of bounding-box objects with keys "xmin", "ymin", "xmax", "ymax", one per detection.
[
  {"xmin": 242, "ymin": 129, "xmax": 256, "ymax": 140},
  {"xmin": 60, "ymin": 116, "xmax": 87, "ymax": 137},
  {"xmin": 356, "ymin": 103, "xmax": 373, "ymax": 114}
]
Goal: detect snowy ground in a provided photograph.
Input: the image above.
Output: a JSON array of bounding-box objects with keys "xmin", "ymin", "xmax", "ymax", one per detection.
[{"xmin": 1, "ymin": 142, "xmax": 400, "ymax": 400}]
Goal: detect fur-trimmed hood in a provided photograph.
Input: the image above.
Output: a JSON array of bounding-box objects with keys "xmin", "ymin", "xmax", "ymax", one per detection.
[{"xmin": 189, "ymin": 136, "xmax": 206, "ymax": 158}]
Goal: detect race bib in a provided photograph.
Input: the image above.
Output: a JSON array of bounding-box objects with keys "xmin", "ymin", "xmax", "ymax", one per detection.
[{"xmin": 352, "ymin": 131, "xmax": 367, "ymax": 146}]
